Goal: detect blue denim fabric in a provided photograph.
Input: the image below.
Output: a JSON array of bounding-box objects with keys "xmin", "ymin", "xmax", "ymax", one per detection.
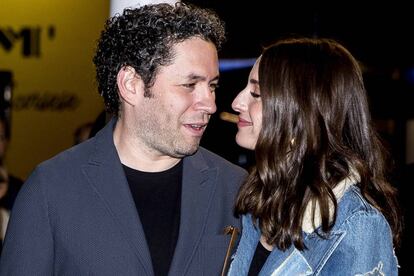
[{"xmin": 228, "ymin": 186, "xmax": 398, "ymax": 276}]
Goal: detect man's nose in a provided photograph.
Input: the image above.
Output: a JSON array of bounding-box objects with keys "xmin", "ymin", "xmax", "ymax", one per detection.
[{"xmin": 194, "ymin": 87, "xmax": 217, "ymax": 114}]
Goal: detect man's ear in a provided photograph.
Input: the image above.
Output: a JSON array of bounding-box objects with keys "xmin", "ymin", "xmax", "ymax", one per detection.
[{"xmin": 117, "ymin": 66, "xmax": 144, "ymax": 105}]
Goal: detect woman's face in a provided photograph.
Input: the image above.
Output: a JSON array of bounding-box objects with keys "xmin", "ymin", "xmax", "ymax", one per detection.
[{"xmin": 231, "ymin": 58, "xmax": 262, "ymax": 150}]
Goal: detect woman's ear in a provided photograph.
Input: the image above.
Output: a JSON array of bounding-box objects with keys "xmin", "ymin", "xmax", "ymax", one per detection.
[{"xmin": 116, "ymin": 66, "xmax": 144, "ymax": 106}]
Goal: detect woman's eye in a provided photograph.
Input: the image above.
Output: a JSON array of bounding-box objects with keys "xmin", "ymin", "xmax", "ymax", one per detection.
[{"xmin": 250, "ymin": 92, "xmax": 261, "ymax": 98}]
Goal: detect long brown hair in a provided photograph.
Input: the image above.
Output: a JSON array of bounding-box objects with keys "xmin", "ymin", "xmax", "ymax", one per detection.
[{"xmin": 234, "ymin": 37, "xmax": 402, "ymax": 251}]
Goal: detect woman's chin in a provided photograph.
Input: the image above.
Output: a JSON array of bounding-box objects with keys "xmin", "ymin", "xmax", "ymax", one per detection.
[{"xmin": 235, "ymin": 135, "xmax": 256, "ymax": 151}]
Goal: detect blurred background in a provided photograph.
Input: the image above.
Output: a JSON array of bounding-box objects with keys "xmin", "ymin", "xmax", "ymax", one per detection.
[
  {"xmin": 195, "ymin": 1, "xmax": 414, "ymax": 169},
  {"xmin": 1, "ymin": 0, "xmax": 412, "ymax": 273}
]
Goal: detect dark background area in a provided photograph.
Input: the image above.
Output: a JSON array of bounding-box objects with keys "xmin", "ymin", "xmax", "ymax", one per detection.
[
  {"xmin": 190, "ymin": 2, "xmax": 414, "ymax": 65},
  {"xmin": 190, "ymin": 1, "xmax": 414, "ymax": 165},
  {"xmin": 188, "ymin": 1, "xmax": 413, "ymax": 275}
]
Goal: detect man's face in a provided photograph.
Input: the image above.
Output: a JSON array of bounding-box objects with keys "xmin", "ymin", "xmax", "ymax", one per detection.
[{"xmin": 133, "ymin": 37, "xmax": 219, "ymax": 158}]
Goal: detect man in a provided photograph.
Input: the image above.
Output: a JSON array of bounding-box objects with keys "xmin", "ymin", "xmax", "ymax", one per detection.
[{"xmin": 0, "ymin": 3, "xmax": 246, "ymax": 275}]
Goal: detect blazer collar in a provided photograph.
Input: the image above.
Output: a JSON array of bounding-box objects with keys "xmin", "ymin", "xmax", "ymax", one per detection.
[
  {"xmin": 83, "ymin": 119, "xmax": 218, "ymax": 276},
  {"xmin": 168, "ymin": 148, "xmax": 218, "ymax": 275},
  {"xmin": 82, "ymin": 118, "xmax": 154, "ymax": 275}
]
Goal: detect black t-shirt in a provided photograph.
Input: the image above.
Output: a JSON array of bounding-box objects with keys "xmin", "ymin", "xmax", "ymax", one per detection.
[
  {"xmin": 123, "ymin": 160, "xmax": 183, "ymax": 276},
  {"xmin": 247, "ymin": 241, "xmax": 271, "ymax": 276}
]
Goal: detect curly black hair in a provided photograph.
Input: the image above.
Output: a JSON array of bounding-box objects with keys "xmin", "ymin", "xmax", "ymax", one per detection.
[{"xmin": 93, "ymin": 2, "xmax": 226, "ymax": 115}]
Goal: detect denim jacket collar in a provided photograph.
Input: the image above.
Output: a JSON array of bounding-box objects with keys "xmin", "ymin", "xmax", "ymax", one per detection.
[
  {"xmin": 229, "ymin": 214, "xmax": 346, "ymax": 275},
  {"xmin": 302, "ymin": 173, "xmax": 358, "ymax": 233}
]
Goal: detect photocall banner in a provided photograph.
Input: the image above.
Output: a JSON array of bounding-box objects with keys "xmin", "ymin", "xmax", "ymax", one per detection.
[{"xmin": 0, "ymin": 0, "xmax": 109, "ymax": 179}]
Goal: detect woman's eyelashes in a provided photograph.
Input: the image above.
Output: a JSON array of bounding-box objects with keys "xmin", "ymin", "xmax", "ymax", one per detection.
[{"xmin": 250, "ymin": 91, "xmax": 261, "ymax": 98}]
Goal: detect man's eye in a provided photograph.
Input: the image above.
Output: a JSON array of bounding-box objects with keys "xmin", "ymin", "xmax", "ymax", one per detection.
[
  {"xmin": 209, "ymin": 83, "xmax": 219, "ymax": 92},
  {"xmin": 250, "ymin": 92, "xmax": 261, "ymax": 98},
  {"xmin": 182, "ymin": 83, "xmax": 196, "ymax": 89}
]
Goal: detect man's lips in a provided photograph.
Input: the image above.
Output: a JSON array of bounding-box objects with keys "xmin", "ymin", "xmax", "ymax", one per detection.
[{"xmin": 183, "ymin": 123, "xmax": 208, "ymax": 136}]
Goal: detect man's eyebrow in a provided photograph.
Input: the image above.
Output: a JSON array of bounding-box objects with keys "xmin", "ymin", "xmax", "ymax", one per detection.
[
  {"xmin": 185, "ymin": 74, "xmax": 220, "ymax": 82},
  {"xmin": 210, "ymin": 75, "xmax": 220, "ymax": 82}
]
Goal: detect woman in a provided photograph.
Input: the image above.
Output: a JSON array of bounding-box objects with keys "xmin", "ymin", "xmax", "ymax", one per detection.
[{"xmin": 228, "ymin": 38, "xmax": 401, "ymax": 275}]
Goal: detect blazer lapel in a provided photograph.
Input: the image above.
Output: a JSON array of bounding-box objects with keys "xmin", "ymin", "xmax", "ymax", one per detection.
[
  {"xmin": 168, "ymin": 151, "xmax": 217, "ymax": 275},
  {"xmin": 82, "ymin": 119, "xmax": 154, "ymax": 276}
]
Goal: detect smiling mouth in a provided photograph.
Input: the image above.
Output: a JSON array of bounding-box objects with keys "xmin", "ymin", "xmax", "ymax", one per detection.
[
  {"xmin": 188, "ymin": 124, "xmax": 206, "ymax": 131},
  {"xmin": 183, "ymin": 123, "xmax": 207, "ymax": 135}
]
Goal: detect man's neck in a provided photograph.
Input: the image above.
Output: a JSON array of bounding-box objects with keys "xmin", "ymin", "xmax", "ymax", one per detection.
[{"xmin": 113, "ymin": 120, "xmax": 181, "ymax": 172}]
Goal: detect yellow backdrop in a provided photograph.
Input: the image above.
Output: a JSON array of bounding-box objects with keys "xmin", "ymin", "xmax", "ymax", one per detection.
[{"xmin": 0, "ymin": 0, "xmax": 109, "ymax": 179}]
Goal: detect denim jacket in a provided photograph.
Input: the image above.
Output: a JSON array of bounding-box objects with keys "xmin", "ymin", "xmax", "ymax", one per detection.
[{"xmin": 228, "ymin": 185, "xmax": 398, "ymax": 276}]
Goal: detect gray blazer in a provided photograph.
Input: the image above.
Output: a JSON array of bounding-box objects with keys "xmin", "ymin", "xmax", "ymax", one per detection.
[{"xmin": 0, "ymin": 119, "xmax": 247, "ymax": 276}]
